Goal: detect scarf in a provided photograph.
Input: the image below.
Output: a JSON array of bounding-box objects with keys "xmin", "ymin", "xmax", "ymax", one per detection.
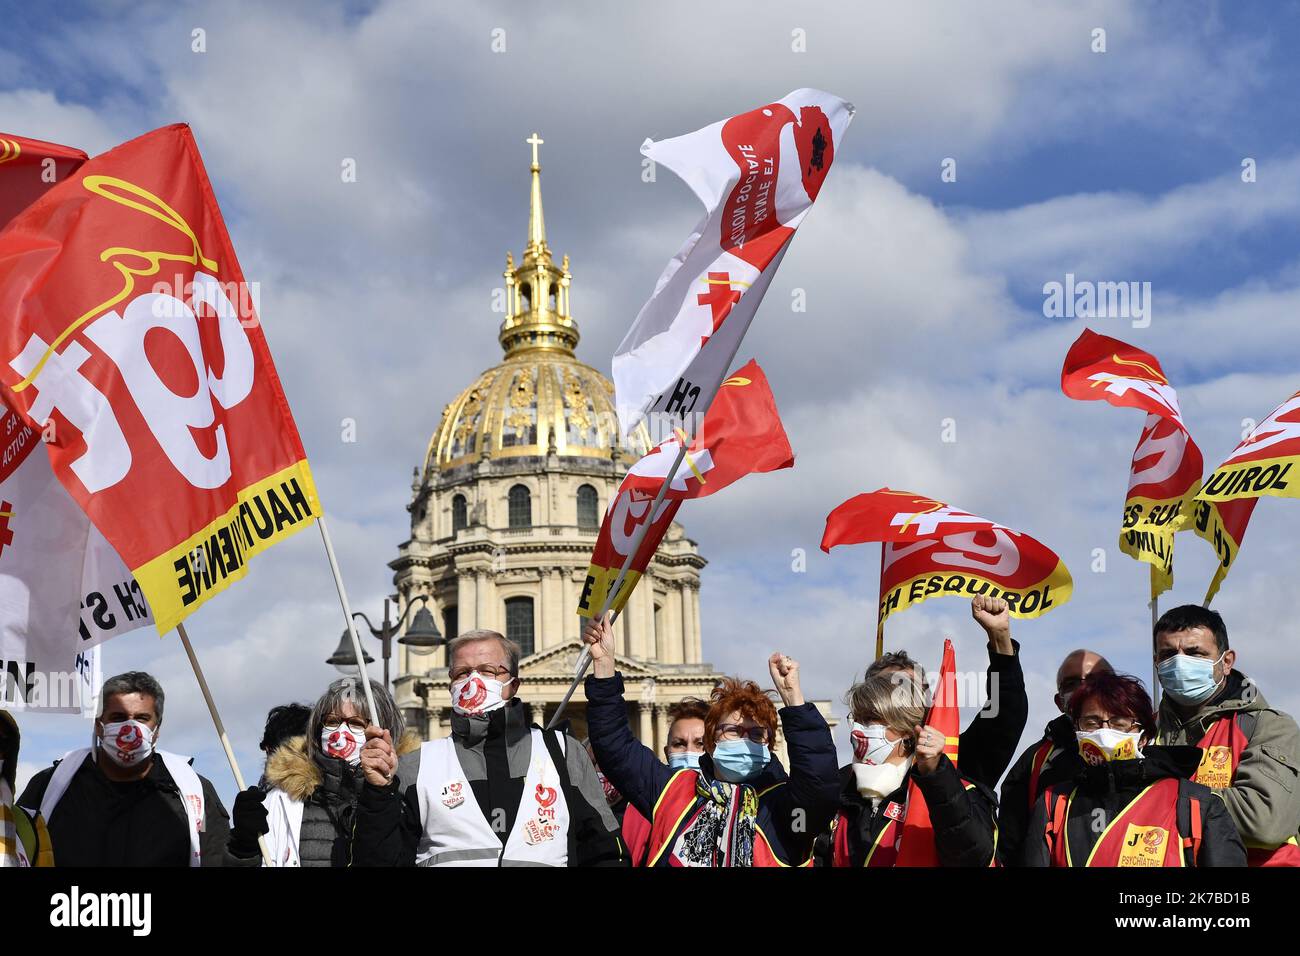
[
  {"xmin": 678, "ymin": 774, "xmax": 760, "ymax": 867},
  {"xmin": 0, "ymin": 779, "xmax": 23, "ymax": 867}
]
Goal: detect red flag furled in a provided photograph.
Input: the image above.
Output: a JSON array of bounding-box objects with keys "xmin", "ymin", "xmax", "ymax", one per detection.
[
  {"xmin": 0, "ymin": 125, "xmax": 320, "ymax": 634},
  {"xmin": 895, "ymin": 639, "xmax": 961, "ymax": 867},
  {"xmin": 1061, "ymin": 328, "xmax": 1202, "ymax": 597},
  {"xmin": 821, "ymin": 488, "xmax": 1072, "ymax": 626},
  {"xmin": 0, "ymin": 133, "xmax": 88, "ymax": 230},
  {"xmin": 578, "ymin": 360, "xmax": 793, "ymax": 617}
]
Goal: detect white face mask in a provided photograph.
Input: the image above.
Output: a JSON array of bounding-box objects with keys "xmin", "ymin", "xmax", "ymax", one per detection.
[
  {"xmin": 850, "ymin": 721, "xmax": 904, "ymax": 766},
  {"xmin": 852, "ymin": 758, "xmax": 913, "ymax": 800},
  {"xmin": 450, "ymin": 673, "xmax": 513, "ymax": 717},
  {"xmin": 1076, "ymin": 728, "xmax": 1143, "ymax": 765},
  {"xmin": 321, "ymin": 725, "xmax": 365, "ymax": 766},
  {"xmin": 98, "ymin": 719, "xmax": 156, "ymax": 768}
]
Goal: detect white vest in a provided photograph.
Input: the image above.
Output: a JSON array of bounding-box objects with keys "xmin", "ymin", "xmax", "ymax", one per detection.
[
  {"xmin": 414, "ymin": 729, "xmax": 570, "ymax": 867},
  {"xmin": 261, "ymin": 788, "xmax": 305, "ymax": 867},
  {"xmin": 36, "ymin": 748, "xmax": 205, "ymax": 867}
]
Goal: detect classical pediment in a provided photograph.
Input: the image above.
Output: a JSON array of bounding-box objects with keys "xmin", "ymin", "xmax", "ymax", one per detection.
[{"xmin": 518, "ymin": 639, "xmax": 659, "ymax": 679}]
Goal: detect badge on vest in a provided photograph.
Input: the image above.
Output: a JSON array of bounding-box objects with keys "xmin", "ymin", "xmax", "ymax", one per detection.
[
  {"xmin": 185, "ymin": 793, "xmax": 205, "ymax": 833},
  {"xmin": 1196, "ymin": 746, "xmax": 1234, "ymax": 789},
  {"xmin": 884, "ymin": 801, "xmax": 905, "ymax": 822},
  {"xmin": 441, "ymin": 781, "xmax": 465, "ymax": 809},
  {"xmin": 1117, "ymin": 825, "xmax": 1169, "ymax": 867},
  {"xmin": 523, "ymin": 783, "xmax": 561, "ymax": 845}
]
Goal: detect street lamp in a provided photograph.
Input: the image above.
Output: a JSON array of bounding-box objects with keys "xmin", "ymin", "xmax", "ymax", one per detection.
[{"xmin": 328, "ymin": 595, "xmax": 444, "ymax": 687}]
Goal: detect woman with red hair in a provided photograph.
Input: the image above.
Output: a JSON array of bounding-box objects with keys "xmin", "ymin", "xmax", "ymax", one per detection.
[
  {"xmin": 1023, "ymin": 672, "xmax": 1245, "ymax": 866},
  {"xmin": 582, "ymin": 614, "xmax": 840, "ymax": 866}
]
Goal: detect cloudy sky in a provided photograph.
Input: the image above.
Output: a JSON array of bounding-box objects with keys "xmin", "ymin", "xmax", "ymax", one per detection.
[{"xmin": 5, "ymin": 0, "xmax": 1299, "ymax": 804}]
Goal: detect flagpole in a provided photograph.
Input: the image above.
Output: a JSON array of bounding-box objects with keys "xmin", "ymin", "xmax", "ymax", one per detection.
[
  {"xmin": 875, "ymin": 543, "xmax": 886, "ymax": 661},
  {"xmin": 176, "ymin": 622, "xmax": 272, "ymax": 866},
  {"xmin": 1149, "ymin": 566, "xmax": 1160, "ymax": 708},
  {"xmin": 547, "ymin": 437, "xmax": 692, "ymax": 730},
  {"xmin": 317, "ymin": 515, "xmax": 380, "ymax": 721}
]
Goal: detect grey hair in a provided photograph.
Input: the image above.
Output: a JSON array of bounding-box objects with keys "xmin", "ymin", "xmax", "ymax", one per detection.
[
  {"xmin": 101, "ymin": 672, "xmax": 166, "ymax": 722},
  {"xmin": 447, "ymin": 629, "xmax": 520, "ymax": 676},
  {"xmin": 307, "ymin": 678, "xmax": 404, "ymax": 756},
  {"xmin": 866, "ymin": 650, "xmax": 927, "ymax": 688},
  {"xmin": 845, "ymin": 670, "xmax": 926, "ymax": 748}
]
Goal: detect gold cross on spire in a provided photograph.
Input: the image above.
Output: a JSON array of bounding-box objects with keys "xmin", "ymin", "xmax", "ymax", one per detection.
[{"xmin": 526, "ymin": 132, "xmax": 543, "ymax": 168}]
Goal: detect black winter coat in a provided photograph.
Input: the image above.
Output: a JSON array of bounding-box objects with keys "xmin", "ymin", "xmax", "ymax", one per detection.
[
  {"xmin": 997, "ymin": 713, "xmax": 1083, "ymax": 865},
  {"xmin": 1020, "ymin": 745, "xmax": 1247, "ymax": 867}
]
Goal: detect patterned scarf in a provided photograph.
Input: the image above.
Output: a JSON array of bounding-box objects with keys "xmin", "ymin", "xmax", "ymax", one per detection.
[
  {"xmin": 677, "ymin": 774, "xmax": 760, "ymax": 867},
  {"xmin": 0, "ymin": 779, "xmax": 22, "ymax": 867}
]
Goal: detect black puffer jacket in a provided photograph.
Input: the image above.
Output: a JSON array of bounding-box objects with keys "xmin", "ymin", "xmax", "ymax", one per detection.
[
  {"xmin": 813, "ymin": 755, "xmax": 998, "ymax": 867},
  {"xmin": 1020, "ymin": 745, "xmax": 1247, "ymax": 867},
  {"xmin": 997, "ymin": 713, "xmax": 1083, "ymax": 865}
]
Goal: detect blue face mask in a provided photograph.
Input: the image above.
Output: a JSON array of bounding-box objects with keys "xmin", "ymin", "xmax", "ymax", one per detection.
[
  {"xmin": 1157, "ymin": 652, "xmax": 1225, "ymax": 705},
  {"xmin": 667, "ymin": 751, "xmax": 703, "ymax": 770},
  {"xmin": 710, "ymin": 739, "xmax": 770, "ymax": 783}
]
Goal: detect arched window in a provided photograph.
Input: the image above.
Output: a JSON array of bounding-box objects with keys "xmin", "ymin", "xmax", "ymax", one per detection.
[
  {"xmin": 577, "ymin": 484, "xmax": 599, "ymax": 530},
  {"xmin": 520, "ymin": 283, "xmax": 532, "ymax": 312},
  {"xmin": 548, "ymin": 283, "xmax": 558, "ymax": 311},
  {"xmin": 443, "ymin": 606, "xmax": 458, "ymax": 641},
  {"xmin": 452, "ymin": 494, "xmax": 468, "ymax": 533},
  {"xmin": 505, "ymin": 597, "xmax": 534, "ymax": 657},
  {"xmin": 508, "ymin": 484, "xmax": 531, "ymax": 528}
]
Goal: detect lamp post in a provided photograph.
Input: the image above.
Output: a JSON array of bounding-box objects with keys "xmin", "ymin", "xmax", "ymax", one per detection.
[{"xmin": 326, "ymin": 595, "xmax": 445, "ymax": 687}]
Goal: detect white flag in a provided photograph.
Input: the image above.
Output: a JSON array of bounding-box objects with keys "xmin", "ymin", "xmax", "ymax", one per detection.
[
  {"xmin": 613, "ymin": 88, "xmax": 853, "ymax": 440},
  {"xmin": 0, "ymin": 400, "xmax": 150, "ymax": 712}
]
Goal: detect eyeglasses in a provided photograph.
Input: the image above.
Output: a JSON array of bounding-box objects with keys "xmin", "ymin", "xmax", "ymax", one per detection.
[
  {"xmin": 714, "ymin": 723, "xmax": 771, "ymax": 745},
  {"xmin": 1077, "ymin": 715, "xmax": 1140, "ymax": 733},
  {"xmin": 324, "ymin": 715, "xmax": 369, "ymax": 732},
  {"xmin": 449, "ymin": 664, "xmax": 514, "ymax": 682}
]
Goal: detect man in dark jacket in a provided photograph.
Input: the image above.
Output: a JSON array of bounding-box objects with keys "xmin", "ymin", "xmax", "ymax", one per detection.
[
  {"xmin": 350, "ymin": 629, "xmax": 624, "ymax": 867},
  {"xmin": 1153, "ymin": 605, "xmax": 1300, "ymax": 865},
  {"xmin": 998, "ymin": 647, "xmax": 1111, "ymax": 865},
  {"xmin": 19, "ymin": 671, "xmax": 233, "ymax": 867}
]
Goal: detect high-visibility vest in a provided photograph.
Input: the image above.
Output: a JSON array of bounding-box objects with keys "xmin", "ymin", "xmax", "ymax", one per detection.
[
  {"xmin": 1194, "ymin": 715, "xmax": 1300, "ymax": 867},
  {"xmin": 413, "ymin": 730, "xmax": 570, "ymax": 867},
  {"xmin": 1045, "ymin": 778, "xmax": 1200, "ymax": 867},
  {"xmin": 35, "ymin": 749, "xmax": 205, "ymax": 867},
  {"xmin": 829, "ymin": 779, "xmax": 998, "ymax": 867},
  {"xmin": 1027, "ymin": 739, "xmax": 1057, "ymax": 809},
  {"xmin": 10, "ymin": 806, "xmax": 54, "ymax": 867},
  {"xmin": 643, "ymin": 769, "xmax": 797, "ymax": 867}
]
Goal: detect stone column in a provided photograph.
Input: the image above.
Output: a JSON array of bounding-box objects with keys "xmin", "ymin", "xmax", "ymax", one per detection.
[
  {"xmin": 655, "ymin": 703, "xmax": 670, "ymax": 753},
  {"xmin": 475, "ymin": 569, "xmax": 489, "ymax": 632},
  {"xmin": 638, "ymin": 700, "xmax": 654, "ymax": 746},
  {"xmin": 689, "ymin": 583, "xmax": 703, "ymax": 664}
]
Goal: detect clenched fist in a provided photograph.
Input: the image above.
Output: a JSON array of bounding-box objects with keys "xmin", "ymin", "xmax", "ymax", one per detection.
[
  {"xmin": 768, "ymin": 652, "xmax": 804, "ymax": 708},
  {"xmin": 359, "ymin": 727, "xmax": 397, "ymax": 788},
  {"xmin": 971, "ymin": 595, "xmax": 1013, "ymax": 654}
]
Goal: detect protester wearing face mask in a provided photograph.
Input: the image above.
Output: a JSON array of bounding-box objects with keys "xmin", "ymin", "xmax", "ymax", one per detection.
[
  {"xmin": 1023, "ymin": 671, "xmax": 1245, "ymax": 866},
  {"xmin": 18, "ymin": 671, "xmax": 232, "ymax": 867},
  {"xmin": 1, "ymin": 709, "xmax": 52, "ymax": 867},
  {"xmin": 224, "ymin": 679, "xmax": 415, "ymax": 867},
  {"xmin": 997, "ymin": 648, "xmax": 1112, "ymax": 865},
  {"xmin": 813, "ymin": 669, "xmax": 998, "ymax": 867},
  {"xmin": 581, "ymin": 613, "xmax": 838, "ymax": 867},
  {"xmin": 1152, "ymin": 605, "xmax": 1300, "ymax": 866},
  {"xmin": 351, "ymin": 629, "xmax": 624, "ymax": 866}
]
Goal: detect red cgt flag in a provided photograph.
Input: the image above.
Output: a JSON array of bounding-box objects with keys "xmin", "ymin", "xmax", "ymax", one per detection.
[
  {"xmin": 821, "ymin": 488, "xmax": 1072, "ymax": 624},
  {"xmin": 895, "ymin": 639, "xmax": 961, "ymax": 867},
  {"xmin": 1061, "ymin": 328, "xmax": 1204, "ymax": 597},
  {"xmin": 0, "ymin": 133, "xmax": 88, "ymax": 231},
  {"xmin": 577, "ymin": 359, "xmax": 793, "ymax": 617},
  {"xmin": 0, "ymin": 124, "xmax": 320, "ymax": 634}
]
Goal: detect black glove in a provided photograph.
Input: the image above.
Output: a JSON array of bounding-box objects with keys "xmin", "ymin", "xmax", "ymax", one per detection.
[{"xmin": 229, "ymin": 786, "xmax": 270, "ymax": 858}]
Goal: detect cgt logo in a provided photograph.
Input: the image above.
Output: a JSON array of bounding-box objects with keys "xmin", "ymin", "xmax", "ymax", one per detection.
[{"xmin": 116, "ymin": 723, "xmax": 144, "ymax": 754}]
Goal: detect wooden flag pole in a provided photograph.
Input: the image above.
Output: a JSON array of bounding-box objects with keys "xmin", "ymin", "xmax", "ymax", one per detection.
[
  {"xmin": 547, "ymin": 436, "xmax": 692, "ymax": 730},
  {"xmin": 176, "ymin": 621, "xmax": 272, "ymax": 866},
  {"xmin": 317, "ymin": 516, "xmax": 380, "ymax": 722}
]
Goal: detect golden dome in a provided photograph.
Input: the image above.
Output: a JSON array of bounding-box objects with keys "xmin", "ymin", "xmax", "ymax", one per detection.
[{"xmin": 425, "ymin": 133, "xmax": 648, "ymax": 473}]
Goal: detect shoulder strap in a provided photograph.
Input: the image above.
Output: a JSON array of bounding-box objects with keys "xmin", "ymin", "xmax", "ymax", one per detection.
[
  {"xmin": 37, "ymin": 748, "xmax": 93, "ymax": 823},
  {"xmin": 13, "ymin": 806, "xmax": 37, "ymax": 865},
  {"xmin": 157, "ymin": 751, "xmax": 204, "ymax": 868},
  {"xmin": 1177, "ymin": 782, "xmax": 1203, "ymax": 866}
]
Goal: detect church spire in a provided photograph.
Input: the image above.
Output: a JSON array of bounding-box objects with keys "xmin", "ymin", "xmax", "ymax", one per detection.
[{"xmin": 499, "ymin": 132, "xmax": 578, "ymax": 358}]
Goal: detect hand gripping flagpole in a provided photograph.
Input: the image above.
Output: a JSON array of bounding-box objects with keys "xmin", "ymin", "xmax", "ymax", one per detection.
[
  {"xmin": 318, "ymin": 515, "xmax": 380, "ymax": 721},
  {"xmin": 546, "ymin": 436, "xmax": 693, "ymax": 731},
  {"xmin": 176, "ymin": 622, "xmax": 273, "ymax": 866}
]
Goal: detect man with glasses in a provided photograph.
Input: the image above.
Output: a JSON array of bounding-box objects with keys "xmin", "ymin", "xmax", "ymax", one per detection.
[
  {"xmin": 1152, "ymin": 605, "xmax": 1300, "ymax": 866},
  {"xmin": 350, "ymin": 629, "xmax": 625, "ymax": 867},
  {"xmin": 997, "ymin": 647, "xmax": 1112, "ymax": 865}
]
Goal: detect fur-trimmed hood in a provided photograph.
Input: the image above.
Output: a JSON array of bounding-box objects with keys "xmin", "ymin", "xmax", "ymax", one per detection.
[{"xmin": 265, "ymin": 730, "xmax": 422, "ymax": 802}]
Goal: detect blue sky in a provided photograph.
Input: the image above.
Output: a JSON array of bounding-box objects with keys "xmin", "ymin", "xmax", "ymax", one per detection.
[{"xmin": 3, "ymin": 0, "xmax": 1299, "ymax": 806}]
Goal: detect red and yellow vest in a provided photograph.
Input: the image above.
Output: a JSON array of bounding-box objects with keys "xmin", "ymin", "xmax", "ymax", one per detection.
[
  {"xmin": 1192, "ymin": 715, "xmax": 1300, "ymax": 867},
  {"xmin": 644, "ymin": 769, "xmax": 802, "ymax": 868},
  {"xmin": 1027, "ymin": 739, "xmax": 1056, "ymax": 809},
  {"xmin": 829, "ymin": 780, "xmax": 998, "ymax": 867},
  {"xmin": 1044, "ymin": 778, "xmax": 1200, "ymax": 867}
]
